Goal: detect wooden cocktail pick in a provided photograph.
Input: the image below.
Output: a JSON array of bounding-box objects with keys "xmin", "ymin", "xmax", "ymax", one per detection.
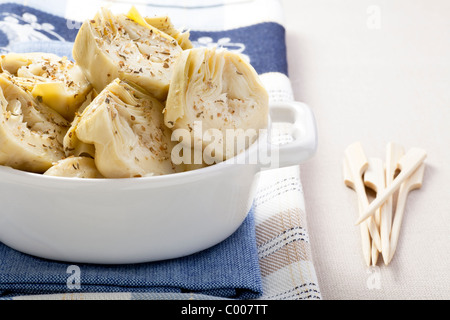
[
  {"xmin": 344, "ymin": 142, "xmax": 382, "ymax": 251},
  {"xmin": 343, "ymin": 159, "xmax": 372, "ymax": 266},
  {"xmin": 382, "ymin": 142, "xmax": 405, "ymax": 264},
  {"xmin": 363, "ymin": 158, "xmax": 385, "ymax": 266},
  {"xmin": 387, "ymin": 163, "xmax": 425, "ymax": 264}
]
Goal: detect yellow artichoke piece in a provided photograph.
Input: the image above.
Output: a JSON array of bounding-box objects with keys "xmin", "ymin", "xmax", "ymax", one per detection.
[
  {"xmin": 73, "ymin": 7, "xmax": 183, "ymax": 101},
  {"xmin": 44, "ymin": 156, "xmax": 104, "ymax": 179},
  {"xmin": 0, "ymin": 52, "xmax": 92, "ymax": 121},
  {"xmin": 164, "ymin": 48, "xmax": 269, "ymax": 163},
  {"xmin": 75, "ymin": 79, "xmax": 181, "ymax": 179},
  {"xmin": 0, "ymin": 74, "xmax": 70, "ymax": 173}
]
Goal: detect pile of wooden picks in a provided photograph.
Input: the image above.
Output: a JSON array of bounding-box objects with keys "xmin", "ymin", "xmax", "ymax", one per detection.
[{"xmin": 343, "ymin": 142, "xmax": 426, "ymax": 266}]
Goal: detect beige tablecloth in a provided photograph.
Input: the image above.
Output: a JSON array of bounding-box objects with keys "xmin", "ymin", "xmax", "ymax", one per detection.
[{"xmin": 282, "ymin": 0, "xmax": 450, "ymax": 299}]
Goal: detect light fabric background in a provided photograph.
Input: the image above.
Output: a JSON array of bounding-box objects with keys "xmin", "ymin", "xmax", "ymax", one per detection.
[{"xmin": 281, "ymin": 0, "xmax": 450, "ymax": 299}]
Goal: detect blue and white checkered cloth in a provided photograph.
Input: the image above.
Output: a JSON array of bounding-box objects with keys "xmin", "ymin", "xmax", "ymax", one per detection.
[{"xmin": 0, "ymin": 0, "xmax": 322, "ymax": 300}]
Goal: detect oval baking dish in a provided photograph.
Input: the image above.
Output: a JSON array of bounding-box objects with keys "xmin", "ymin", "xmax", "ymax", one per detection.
[{"xmin": 0, "ymin": 101, "xmax": 317, "ymax": 264}]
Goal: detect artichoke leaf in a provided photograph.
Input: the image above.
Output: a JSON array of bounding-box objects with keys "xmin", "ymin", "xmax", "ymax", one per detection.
[
  {"xmin": 44, "ymin": 156, "xmax": 104, "ymax": 179},
  {"xmin": 63, "ymin": 90, "xmax": 97, "ymax": 158}
]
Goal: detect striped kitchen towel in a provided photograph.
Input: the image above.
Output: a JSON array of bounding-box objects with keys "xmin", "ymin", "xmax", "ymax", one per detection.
[{"xmin": 0, "ymin": 0, "xmax": 321, "ymax": 300}]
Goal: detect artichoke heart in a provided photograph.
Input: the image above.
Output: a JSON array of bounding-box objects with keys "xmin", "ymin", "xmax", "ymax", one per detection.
[
  {"xmin": 73, "ymin": 7, "xmax": 183, "ymax": 101},
  {"xmin": 75, "ymin": 79, "xmax": 180, "ymax": 179},
  {"xmin": 164, "ymin": 48, "xmax": 269, "ymax": 162},
  {"xmin": 0, "ymin": 52, "xmax": 92, "ymax": 121},
  {"xmin": 44, "ymin": 156, "xmax": 104, "ymax": 179},
  {"xmin": 0, "ymin": 74, "xmax": 70, "ymax": 173}
]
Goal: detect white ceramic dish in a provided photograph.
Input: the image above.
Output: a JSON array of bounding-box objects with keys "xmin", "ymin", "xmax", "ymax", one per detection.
[{"xmin": 0, "ymin": 101, "xmax": 317, "ymax": 264}]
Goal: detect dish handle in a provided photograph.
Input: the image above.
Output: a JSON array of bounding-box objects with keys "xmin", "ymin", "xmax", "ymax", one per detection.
[{"xmin": 264, "ymin": 101, "xmax": 318, "ymax": 169}]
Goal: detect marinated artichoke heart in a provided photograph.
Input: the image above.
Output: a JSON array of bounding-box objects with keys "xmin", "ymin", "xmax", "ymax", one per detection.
[
  {"xmin": 44, "ymin": 156, "xmax": 104, "ymax": 178},
  {"xmin": 0, "ymin": 74, "xmax": 70, "ymax": 173},
  {"xmin": 75, "ymin": 79, "xmax": 180, "ymax": 178},
  {"xmin": 165, "ymin": 48, "xmax": 269, "ymax": 163},
  {"xmin": 73, "ymin": 7, "xmax": 183, "ymax": 101},
  {"xmin": 0, "ymin": 52, "xmax": 92, "ymax": 121}
]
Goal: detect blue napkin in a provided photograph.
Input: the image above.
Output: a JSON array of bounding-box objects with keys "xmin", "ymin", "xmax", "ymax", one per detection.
[{"xmin": 0, "ymin": 2, "xmax": 289, "ymax": 299}]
